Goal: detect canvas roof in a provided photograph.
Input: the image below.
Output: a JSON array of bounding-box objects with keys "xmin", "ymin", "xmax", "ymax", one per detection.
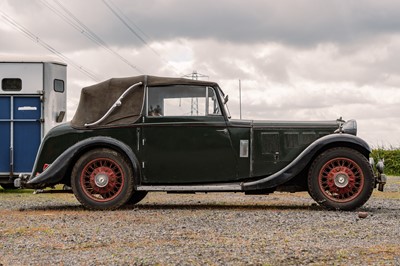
[{"xmin": 71, "ymin": 75, "xmax": 218, "ymax": 128}]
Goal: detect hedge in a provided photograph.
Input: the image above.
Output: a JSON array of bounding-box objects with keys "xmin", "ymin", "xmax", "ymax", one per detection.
[{"xmin": 371, "ymin": 148, "xmax": 400, "ymax": 176}]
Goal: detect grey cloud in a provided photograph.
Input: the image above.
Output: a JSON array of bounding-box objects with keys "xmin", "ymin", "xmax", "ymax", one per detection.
[
  {"xmin": 112, "ymin": 0, "xmax": 400, "ymax": 46},
  {"xmin": 2, "ymin": 0, "xmax": 400, "ymax": 145},
  {"xmin": 5, "ymin": 0, "xmax": 400, "ymax": 50}
]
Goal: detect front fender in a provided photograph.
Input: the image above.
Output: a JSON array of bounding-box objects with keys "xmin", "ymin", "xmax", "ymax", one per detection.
[
  {"xmin": 243, "ymin": 133, "xmax": 371, "ymax": 191},
  {"xmin": 26, "ymin": 136, "xmax": 140, "ymax": 189}
]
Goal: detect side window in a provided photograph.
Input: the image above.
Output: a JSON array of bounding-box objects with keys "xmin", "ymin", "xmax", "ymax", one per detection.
[
  {"xmin": 2, "ymin": 78, "xmax": 22, "ymax": 91},
  {"xmin": 54, "ymin": 79, "xmax": 64, "ymax": 93},
  {"xmin": 147, "ymin": 85, "xmax": 221, "ymax": 117}
]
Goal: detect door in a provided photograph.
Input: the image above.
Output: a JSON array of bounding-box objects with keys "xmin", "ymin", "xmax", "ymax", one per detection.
[
  {"xmin": 141, "ymin": 85, "xmax": 237, "ymax": 184},
  {"xmin": 0, "ymin": 96, "xmax": 41, "ymax": 175},
  {"xmin": 0, "ymin": 96, "xmax": 11, "ymax": 173}
]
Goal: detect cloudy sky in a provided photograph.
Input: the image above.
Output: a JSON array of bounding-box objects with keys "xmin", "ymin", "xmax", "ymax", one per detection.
[{"xmin": 1, "ymin": 0, "xmax": 399, "ymax": 147}]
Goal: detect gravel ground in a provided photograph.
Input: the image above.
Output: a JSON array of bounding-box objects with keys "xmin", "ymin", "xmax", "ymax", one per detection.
[{"xmin": 0, "ymin": 177, "xmax": 399, "ymax": 266}]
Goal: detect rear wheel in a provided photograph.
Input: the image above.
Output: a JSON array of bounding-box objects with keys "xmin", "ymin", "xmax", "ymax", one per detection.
[
  {"xmin": 71, "ymin": 148, "xmax": 134, "ymax": 210},
  {"xmin": 308, "ymin": 147, "xmax": 374, "ymax": 211}
]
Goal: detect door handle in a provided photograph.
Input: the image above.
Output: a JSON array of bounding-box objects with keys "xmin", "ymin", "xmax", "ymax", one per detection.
[{"xmin": 216, "ymin": 129, "xmax": 228, "ymax": 134}]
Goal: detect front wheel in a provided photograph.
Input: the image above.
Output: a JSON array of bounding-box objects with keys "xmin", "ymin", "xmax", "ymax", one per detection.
[
  {"xmin": 71, "ymin": 148, "xmax": 134, "ymax": 210},
  {"xmin": 308, "ymin": 147, "xmax": 374, "ymax": 211}
]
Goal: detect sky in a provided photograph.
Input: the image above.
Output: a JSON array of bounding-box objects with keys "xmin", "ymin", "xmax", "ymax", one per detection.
[{"xmin": 1, "ymin": 0, "xmax": 399, "ymax": 147}]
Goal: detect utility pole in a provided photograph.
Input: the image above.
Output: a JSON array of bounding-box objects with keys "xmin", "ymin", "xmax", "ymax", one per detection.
[
  {"xmin": 183, "ymin": 70, "xmax": 208, "ymax": 81},
  {"xmin": 183, "ymin": 71, "xmax": 209, "ymax": 115},
  {"xmin": 239, "ymin": 79, "xmax": 242, "ymax": 119}
]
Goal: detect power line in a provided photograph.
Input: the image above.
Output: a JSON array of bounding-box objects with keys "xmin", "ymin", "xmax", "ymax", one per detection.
[
  {"xmin": 0, "ymin": 10, "xmax": 100, "ymax": 81},
  {"xmin": 102, "ymin": 0, "xmax": 182, "ymax": 75},
  {"xmin": 40, "ymin": 0, "xmax": 143, "ymax": 74},
  {"xmin": 102, "ymin": 0, "xmax": 151, "ymax": 49}
]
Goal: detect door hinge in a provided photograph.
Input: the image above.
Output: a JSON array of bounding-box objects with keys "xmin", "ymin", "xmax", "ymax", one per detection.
[
  {"xmin": 142, "ymin": 162, "xmax": 145, "ymax": 168},
  {"xmin": 136, "ymin": 128, "xmax": 140, "ymax": 151},
  {"xmin": 142, "ymin": 138, "xmax": 146, "ymax": 146}
]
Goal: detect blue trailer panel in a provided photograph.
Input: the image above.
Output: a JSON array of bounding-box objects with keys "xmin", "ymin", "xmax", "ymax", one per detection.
[
  {"xmin": 13, "ymin": 97, "xmax": 41, "ymax": 173},
  {"xmin": 0, "ymin": 96, "xmax": 41, "ymax": 174},
  {"xmin": 0, "ymin": 97, "xmax": 11, "ymax": 173}
]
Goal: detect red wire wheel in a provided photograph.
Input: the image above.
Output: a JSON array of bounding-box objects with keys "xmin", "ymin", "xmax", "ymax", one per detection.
[
  {"xmin": 80, "ymin": 158, "xmax": 125, "ymax": 202},
  {"xmin": 71, "ymin": 148, "xmax": 134, "ymax": 210},
  {"xmin": 318, "ymin": 157, "xmax": 364, "ymax": 203},
  {"xmin": 308, "ymin": 148, "xmax": 374, "ymax": 211}
]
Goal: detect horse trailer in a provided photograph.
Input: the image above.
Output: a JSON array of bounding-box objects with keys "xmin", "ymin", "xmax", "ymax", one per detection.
[{"xmin": 0, "ymin": 61, "xmax": 67, "ymax": 189}]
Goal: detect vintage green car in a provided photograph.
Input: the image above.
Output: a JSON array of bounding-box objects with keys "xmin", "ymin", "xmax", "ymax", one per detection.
[{"xmin": 16, "ymin": 75, "xmax": 386, "ymax": 210}]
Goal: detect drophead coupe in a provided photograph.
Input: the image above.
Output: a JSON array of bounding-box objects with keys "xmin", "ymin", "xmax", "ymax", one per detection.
[{"xmin": 15, "ymin": 75, "xmax": 386, "ymax": 210}]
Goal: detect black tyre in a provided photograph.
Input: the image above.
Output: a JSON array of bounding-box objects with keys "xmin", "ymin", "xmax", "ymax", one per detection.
[
  {"xmin": 0, "ymin": 183, "xmax": 16, "ymax": 190},
  {"xmin": 71, "ymin": 148, "xmax": 134, "ymax": 210},
  {"xmin": 126, "ymin": 191, "xmax": 148, "ymax": 205},
  {"xmin": 308, "ymin": 147, "xmax": 374, "ymax": 211}
]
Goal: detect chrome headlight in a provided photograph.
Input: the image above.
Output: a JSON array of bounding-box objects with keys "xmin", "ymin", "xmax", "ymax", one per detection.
[
  {"xmin": 342, "ymin": 119, "xmax": 357, "ymax": 135},
  {"xmin": 335, "ymin": 119, "xmax": 357, "ymax": 136}
]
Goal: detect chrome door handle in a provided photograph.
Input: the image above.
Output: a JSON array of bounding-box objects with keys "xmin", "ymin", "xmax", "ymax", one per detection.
[{"xmin": 216, "ymin": 129, "xmax": 228, "ymax": 134}]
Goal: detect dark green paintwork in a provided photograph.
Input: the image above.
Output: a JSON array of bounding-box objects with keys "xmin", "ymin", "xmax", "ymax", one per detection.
[
  {"xmin": 141, "ymin": 116, "xmax": 237, "ymax": 183},
  {"xmin": 250, "ymin": 121, "xmax": 337, "ymax": 177},
  {"xmin": 33, "ymin": 85, "xmax": 339, "ymax": 186}
]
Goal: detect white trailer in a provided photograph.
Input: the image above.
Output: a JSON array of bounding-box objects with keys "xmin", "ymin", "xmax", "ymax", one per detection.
[{"xmin": 0, "ymin": 61, "xmax": 67, "ymax": 188}]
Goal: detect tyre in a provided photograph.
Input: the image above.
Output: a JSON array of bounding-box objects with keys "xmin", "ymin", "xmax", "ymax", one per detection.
[
  {"xmin": 308, "ymin": 147, "xmax": 374, "ymax": 211},
  {"xmin": 71, "ymin": 148, "xmax": 134, "ymax": 210},
  {"xmin": 1, "ymin": 183, "xmax": 16, "ymax": 190},
  {"xmin": 126, "ymin": 191, "xmax": 148, "ymax": 205}
]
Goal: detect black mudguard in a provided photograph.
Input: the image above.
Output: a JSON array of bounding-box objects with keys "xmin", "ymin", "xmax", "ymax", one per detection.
[
  {"xmin": 26, "ymin": 136, "xmax": 140, "ymax": 189},
  {"xmin": 242, "ymin": 133, "xmax": 371, "ymax": 191}
]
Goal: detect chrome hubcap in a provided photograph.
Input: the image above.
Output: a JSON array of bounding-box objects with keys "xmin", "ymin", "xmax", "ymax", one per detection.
[
  {"xmin": 334, "ymin": 173, "xmax": 349, "ymax": 188},
  {"xmin": 95, "ymin": 173, "xmax": 109, "ymax": 188}
]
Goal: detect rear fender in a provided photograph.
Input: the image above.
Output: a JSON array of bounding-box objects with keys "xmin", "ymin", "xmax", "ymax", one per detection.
[{"xmin": 26, "ymin": 136, "xmax": 140, "ymax": 188}]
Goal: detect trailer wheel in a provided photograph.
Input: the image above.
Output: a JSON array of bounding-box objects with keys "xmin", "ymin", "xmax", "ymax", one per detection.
[
  {"xmin": 71, "ymin": 148, "xmax": 134, "ymax": 210},
  {"xmin": 308, "ymin": 147, "xmax": 374, "ymax": 211}
]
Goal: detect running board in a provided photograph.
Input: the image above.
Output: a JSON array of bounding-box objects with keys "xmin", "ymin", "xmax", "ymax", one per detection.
[{"xmin": 137, "ymin": 183, "xmax": 243, "ymax": 192}]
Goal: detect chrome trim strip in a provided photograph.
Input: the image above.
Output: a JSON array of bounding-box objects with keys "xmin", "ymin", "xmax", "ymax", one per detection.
[
  {"xmin": 205, "ymin": 86, "xmax": 209, "ymax": 115},
  {"xmin": 84, "ymin": 82, "xmax": 143, "ymax": 127},
  {"xmin": 141, "ymin": 121, "xmax": 226, "ymax": 126},
  {"xmin": 145, "ymin": 83, "xmax": 149, "ymax": 118},
  {"xmin": 137, "ymin": 183, "xmax": 243, "ymax": 192},
  {"xmin": 250, "ymin": 122, "xmax": 254, "ymax": 177},
  {"xmin": 136, "ymin": 128, "xmax": 140, "ymax": 151},
  {"xmin": 239, "ymin": 139, "xmax": 249, "ymax": 158}
]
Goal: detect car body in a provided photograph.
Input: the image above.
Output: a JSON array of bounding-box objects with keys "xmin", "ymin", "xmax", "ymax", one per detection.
[{"xmin": 16, "ymin": 75, "xmax": 386, "ymax": 210}]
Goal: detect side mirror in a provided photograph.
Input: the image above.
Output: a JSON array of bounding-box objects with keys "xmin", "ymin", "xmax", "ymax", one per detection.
[
  {"xmin": 56, "ymin": 111, "xmax": 66, "ymax": 123},
  {"xmin": 224, "ymin": 95, "xmax": 229, "ymax": 104}
]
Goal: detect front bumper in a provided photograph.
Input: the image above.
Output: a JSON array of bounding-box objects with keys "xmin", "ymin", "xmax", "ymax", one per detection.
[{"xmin": 371, "ymin": 158, "xmax": 386, "ymax": 191}]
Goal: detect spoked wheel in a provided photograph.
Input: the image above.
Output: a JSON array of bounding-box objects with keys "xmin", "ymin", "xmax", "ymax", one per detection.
[
  {"xmin": 71, "ymin": 148, "xmax": 134, "ymax": 210},
  {"xmin": 308, "ymin": 147, "xmax": 374, "ymax": 211}
]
